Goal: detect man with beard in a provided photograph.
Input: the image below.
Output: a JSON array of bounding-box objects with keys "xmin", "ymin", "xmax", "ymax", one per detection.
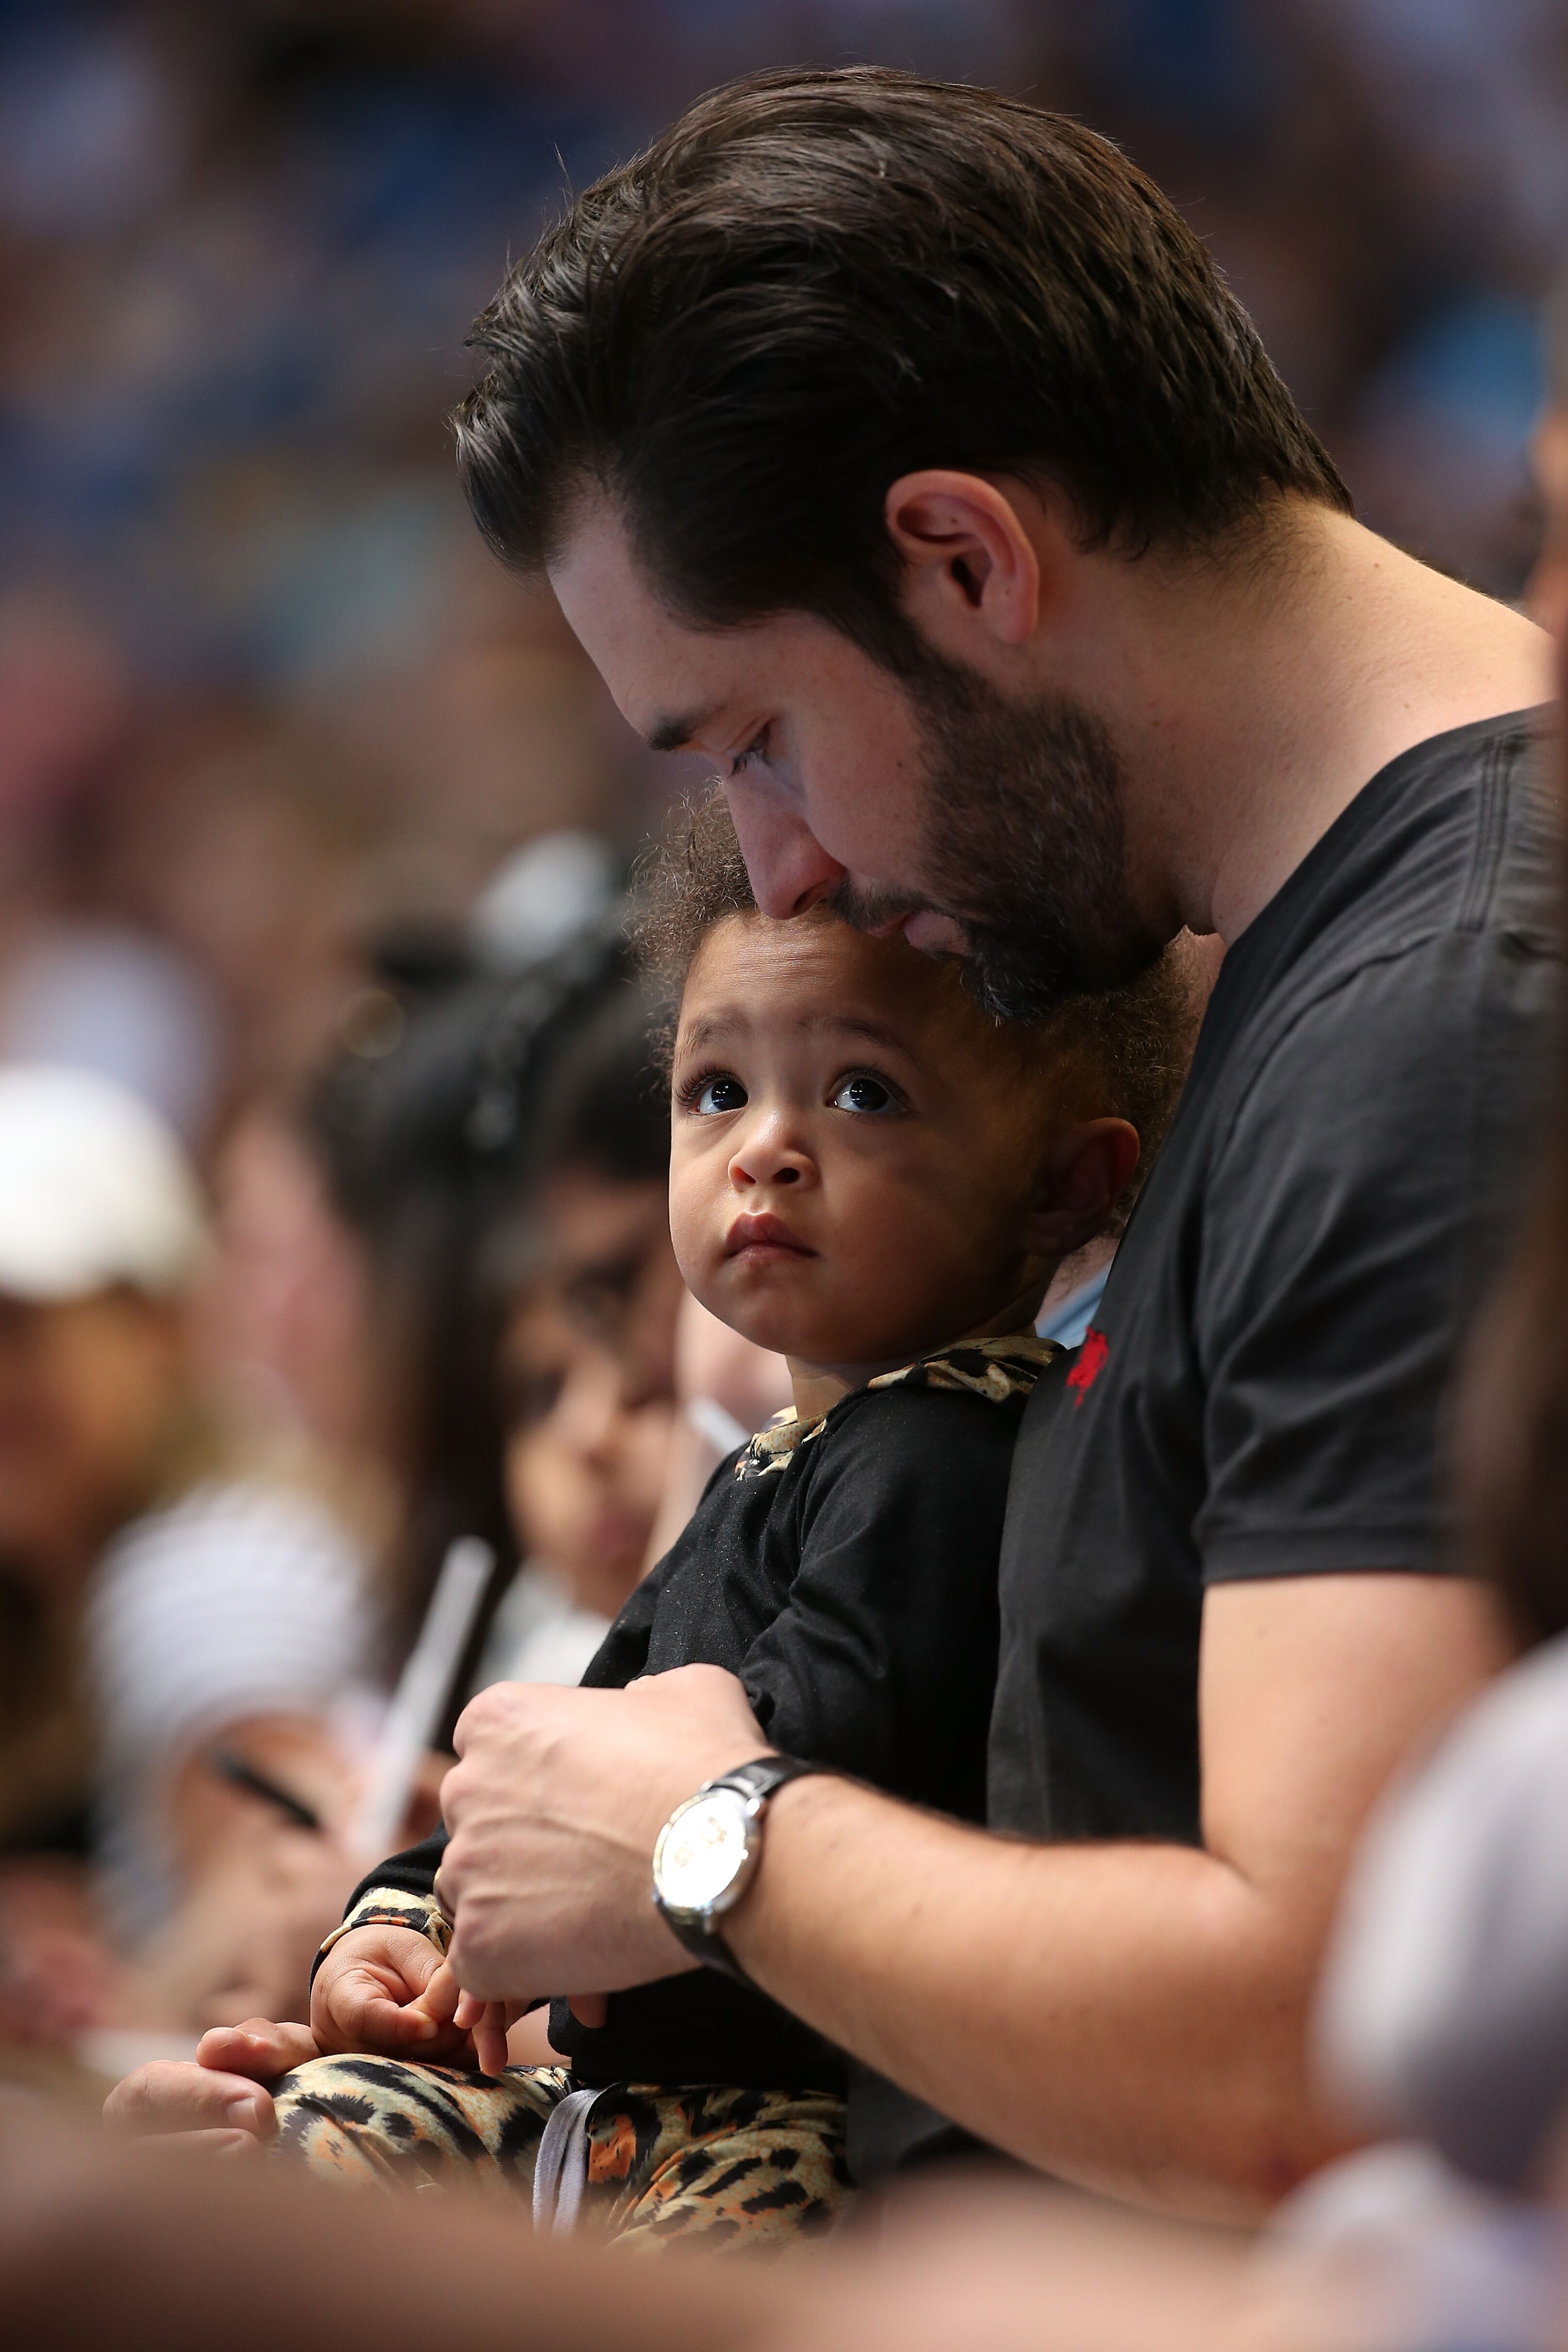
[{"xmin": 113, "ymin": 68, "xmax": 1553, "ymax": 2220}]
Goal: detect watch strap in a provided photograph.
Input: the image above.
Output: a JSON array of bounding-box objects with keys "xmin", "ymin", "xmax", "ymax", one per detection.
[
  {"xmin": 657, "ymin": 1753, "xmax": 823, "ymax": 1982},
  {"xmin": 709, "ymin": 1753, "xmax": 822, "ymax": 1807}
]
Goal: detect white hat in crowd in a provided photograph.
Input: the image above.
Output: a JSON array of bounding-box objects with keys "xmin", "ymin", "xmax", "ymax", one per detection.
[{"xmin": 0, "ymin": 1064, "xmax": 207, "ymax": 1304}]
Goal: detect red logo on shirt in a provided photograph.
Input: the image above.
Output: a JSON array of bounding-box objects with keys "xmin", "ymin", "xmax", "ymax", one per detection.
[{"xmin": 1065, "ymin": 1327, "xmax": 1109, "ymax": 1406}]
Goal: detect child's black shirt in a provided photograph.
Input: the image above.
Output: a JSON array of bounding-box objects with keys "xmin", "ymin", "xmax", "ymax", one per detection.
[{"xmin": 358, "ymin": 1336, "xmax": 1051, "ymax": 2091}]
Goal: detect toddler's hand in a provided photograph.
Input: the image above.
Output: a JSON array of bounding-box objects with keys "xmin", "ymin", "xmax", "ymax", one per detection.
[{"xmin": 309, "ymin": 1924, "xmax": 474, "ymax": 2061}]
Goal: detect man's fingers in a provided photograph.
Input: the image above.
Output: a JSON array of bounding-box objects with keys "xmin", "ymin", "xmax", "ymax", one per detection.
[
  {"xmin": 103, "ymin": 2061, "xmax": 278, "ymax": 2142},
  {"xmin": 625, "ymin": 1660, "xmax": 757, "ymax": 1709},
  {"xmin": 471, "ymin": 2003, "xmax": 511, "ymax": 2076},
  {"xmin": 567, "ymin": 1992, "xmax": 608, "ymax": 2028},
  {"xmin": 448, "ymin": 1678, "xmax": 509, "ymax": 1761},
  {"xmin": 438, "ymin": 1670, "xmax": 770, "ymax": 2003}
]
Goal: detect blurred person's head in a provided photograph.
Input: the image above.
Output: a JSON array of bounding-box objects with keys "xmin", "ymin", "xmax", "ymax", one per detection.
[
  {"xmin": 298, "ymin": 926, "xmax": 668, "ymax": 1666},
  {"xmin": 0, "ymin": 1069, "xmax": 206, "ymax": 1582},
  {"xmin": 528, "ymin": 982, "xmax": 681, "ymax": 1412},
  {"xmin": 457, "ymin": 67, "xmax": 1350, "ymax": 1023},
  {"xmin": 637, "ymin": 796, "xmax": 1197, "ymax": 1378},
  {"xmin": 497, "ymin": 1284, "xmax": 670, "ymax": 1622},
  {"xmin": 198, "ymin": 1101, "xmax": 383, "ymax": 1479},
  {"xmin": 494, "ymin": 981, "xmax": 679, "ymax": 1620}
]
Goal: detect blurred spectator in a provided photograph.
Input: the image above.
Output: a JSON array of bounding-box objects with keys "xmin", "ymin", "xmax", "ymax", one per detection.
[
  {"xmin": 0, "ymin": 922, "xmax": 222, "ymax": 1143},
  {"xmin": 0, "ymin": 0, "xmax": 1555, "ymax": 1184},
  {"xmin": 476, "ymin": 979, "xmax": 681, "ymax": 1688},
  {"xmin": 469, "ymin": 828, "xmax": 621, "ymax": 974},
  {"xmin": 0, "ymin": 1064, "xmax": 371, "ymax": 2044},
  {"xmin": 2, "ymin": 922, "xmax": 707, "ymax": 2046},
  {"xmin": 292, "ymin": 928, "xmax": 639, "ymax": 1677},
  {"xmin": 220, "ymin": 922, "xmax": 693, "ymax": 1730}
]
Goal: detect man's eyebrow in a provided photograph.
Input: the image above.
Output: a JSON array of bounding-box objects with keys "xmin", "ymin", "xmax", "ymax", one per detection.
[{"xmin": 645, "ymin": 704, "xmax": 719, "ymax": 754}]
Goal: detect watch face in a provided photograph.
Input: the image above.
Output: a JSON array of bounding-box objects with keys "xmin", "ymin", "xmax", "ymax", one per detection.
[{"xmin": 655, "ymin": 1787, "xmax": 752, "ymax": 1918}]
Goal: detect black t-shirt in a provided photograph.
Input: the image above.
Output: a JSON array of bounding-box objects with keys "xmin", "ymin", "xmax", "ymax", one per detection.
[
  {"xmin": 991, "ymin": 709, "xmax": 1560, "ymax": 1847},
  {"xmin": 368, "ymin": 1340, "xmax": 1047, "ymax": 2090}
]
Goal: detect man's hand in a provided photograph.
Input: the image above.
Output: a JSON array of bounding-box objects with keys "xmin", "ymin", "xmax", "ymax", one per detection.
[
  {"xmin": 439, "ymin": 1666, "xmax": 767, "ymax": 2003},
  {"xmin": 310, "ymin": 1924, "xmax": 472, "ymax": 2060},
  {"xmin": 102, "ymin": 2016, "xmax": 319, "ymax": 2153}
]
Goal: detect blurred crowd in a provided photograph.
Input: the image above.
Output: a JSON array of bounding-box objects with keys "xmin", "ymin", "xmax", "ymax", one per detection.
[
  {"xmin": 4, "ymin": 3, "xmax": 1568, "ymax": 2344},
  {"xmin": 0, "ymin": 858, "xmax": 802, "ymax": 2077},
  {"xmin": 0, "ymin": 3, "xmax": 1559, "ymax": 1143}
]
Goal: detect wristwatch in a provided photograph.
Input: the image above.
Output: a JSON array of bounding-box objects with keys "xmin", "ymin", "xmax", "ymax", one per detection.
[{"xmin": 652, "ymin": 1754, "xmax": 823, "ymax": 1982}]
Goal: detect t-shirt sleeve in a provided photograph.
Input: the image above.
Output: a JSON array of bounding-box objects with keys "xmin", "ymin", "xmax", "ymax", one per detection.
[
  {"xmin": 1194, "ymin": 931, "xmax": 1553, "ymax": 1582},
  {"xmin": 736, "ymin": 1388, "xmax": 1013, "ymax": 1822}
]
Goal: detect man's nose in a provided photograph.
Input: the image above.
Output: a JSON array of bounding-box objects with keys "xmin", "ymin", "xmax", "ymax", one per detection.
[{"xmin": 725, "ymin": 780, "xmax": 845, "ymax": 919}]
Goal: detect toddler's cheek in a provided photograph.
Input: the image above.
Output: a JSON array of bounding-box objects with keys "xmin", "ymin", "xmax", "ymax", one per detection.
[{"xmin": 666, "ymin": 1174, "xmax": 718, "ymax": 1296}]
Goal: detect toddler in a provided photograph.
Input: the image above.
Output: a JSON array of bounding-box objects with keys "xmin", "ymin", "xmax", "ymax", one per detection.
[{"xmin": 270, "ymin": 798, "xmax": 1196, "ymax": 2245}]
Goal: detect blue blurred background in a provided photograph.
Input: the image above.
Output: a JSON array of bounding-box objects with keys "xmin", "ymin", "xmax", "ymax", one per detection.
[{"xmin": 0, "ymin": 0, "xmax": 1561, "ymax": 1137}]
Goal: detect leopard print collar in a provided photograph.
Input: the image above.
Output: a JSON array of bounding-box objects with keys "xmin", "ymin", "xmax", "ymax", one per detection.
[{"xmin": 735, "ymin": 1328, "xmax": 1058, "ymax": 1481}]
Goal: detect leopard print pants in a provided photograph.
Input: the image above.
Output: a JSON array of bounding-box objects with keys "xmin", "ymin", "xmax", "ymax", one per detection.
[{"xmin": 271, "ymin": 2055, "xmax": 851, "ymax": 2249}]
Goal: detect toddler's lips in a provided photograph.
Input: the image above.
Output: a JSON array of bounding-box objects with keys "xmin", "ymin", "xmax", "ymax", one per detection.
[{"xmin": 725, "ymin": 1212, "xmax": 815, "ymax": 1261}]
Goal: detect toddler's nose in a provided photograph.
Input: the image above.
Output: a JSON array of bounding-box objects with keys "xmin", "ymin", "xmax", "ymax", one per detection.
[{"xmin": 729, "ymin": 1119, "xmax": 814, "ymax": 1191}]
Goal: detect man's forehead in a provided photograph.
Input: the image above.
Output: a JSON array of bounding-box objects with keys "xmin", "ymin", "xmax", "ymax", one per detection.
[
  {"xmin": 548, "ymin": 501, "xmax": 740, "ymax": 740},
  {"xmin": 549, "ymin": 500, "xmax": 856, "ymax": 750}
]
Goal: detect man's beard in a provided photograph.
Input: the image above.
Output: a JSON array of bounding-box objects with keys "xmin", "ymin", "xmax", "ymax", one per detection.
[{"xmin": 834, "ymin": 657, "xmax": 1165, "ymax": 1023}]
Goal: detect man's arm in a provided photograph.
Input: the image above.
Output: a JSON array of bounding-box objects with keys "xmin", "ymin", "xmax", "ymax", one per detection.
[{"xmin": 439, "ymin": 1572, "xmax": 1504, "ymax": 2221}]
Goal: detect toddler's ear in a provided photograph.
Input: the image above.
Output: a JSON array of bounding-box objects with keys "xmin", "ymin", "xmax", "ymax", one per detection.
[{"xmin": 1024, "ymin": 1118, "xmax": 1140, "ymax": 1260}]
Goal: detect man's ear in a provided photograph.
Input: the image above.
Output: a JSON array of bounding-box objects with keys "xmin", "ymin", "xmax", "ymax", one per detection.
[
  {"xmin": 884, "ymin": 470, "xmax": 1059, "ymax": 659},
  {"xmin": 1023, "ymin": 1118, "xmax": 1141, "ymax": 1261}
]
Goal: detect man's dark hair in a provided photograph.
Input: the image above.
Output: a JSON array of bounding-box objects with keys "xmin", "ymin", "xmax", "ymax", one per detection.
[
  {"xmin": 456, "ymin": 66, "xmax": 1351, "ymax": 671},
  {"xmin": 632, "ymin": 791, "xmax": 1200, "ymax": 1225}
]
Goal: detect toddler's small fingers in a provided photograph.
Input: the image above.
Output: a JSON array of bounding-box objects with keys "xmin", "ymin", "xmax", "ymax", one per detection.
[
  {"xmin": 408, "ymin": 1959, "xmax": 461, "ymax": 2027},
  {"xmin": 335, "ymin": 1986, "xmax": 439, "ymax": 2050}
]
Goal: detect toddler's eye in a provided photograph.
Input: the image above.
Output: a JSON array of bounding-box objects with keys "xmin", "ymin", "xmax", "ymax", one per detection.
[
  {"xmin": 831, "ymin": 1073, "xmax": 897, "ymax": 1115},
  {"xmin": 693, "ymin": 1074, "xmax": 748, "ymax": 1115}
]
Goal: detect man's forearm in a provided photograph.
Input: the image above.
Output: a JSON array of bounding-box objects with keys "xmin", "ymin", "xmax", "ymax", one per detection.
[{"xmin": 725, "ymin": 1777, "xmax": 1338, "ymax": 2220}]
